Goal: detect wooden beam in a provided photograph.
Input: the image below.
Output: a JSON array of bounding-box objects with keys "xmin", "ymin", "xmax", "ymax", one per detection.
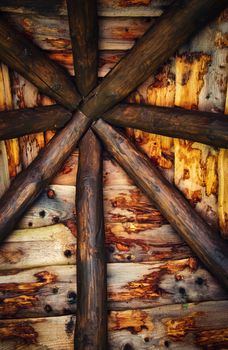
[
  {"xmin": 0, "ymin": 16, "xmax": 80, "ymax": 110},
  {"xmin": 0, "ymin": 110, "xmax": 90, "ymax": 242},
  {"xmin": 81, "ymin": 0, "xmax": 227, "ymax": 118},
  {"xmin": 0, "ymin": 0, "xmax": 226, "ymax": 276},
  {"xmin": 103, "ymin": 103, "xmax": 228, "ymax": 149},
  {"xmin": 0, "ymin": 105, "xmax": 71, "ymax": 141},
  {"xmin": 92, "ymin": 119, "xmax": 228, "ymax": 290},
  {"xmin": 66, "ymin": 0, "xmax": 107, "ymax": 349}
]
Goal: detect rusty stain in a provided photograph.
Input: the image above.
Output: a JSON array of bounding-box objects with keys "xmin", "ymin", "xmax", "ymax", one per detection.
[
  {"xmin": 45, "ymin": 38, "xmax": 71, "ymax": 50},
  {"xmin": 109, "ymin": 309, "xmax": 154, "ymax": 334},
  {"xmin": 196, "ymin": 328, "xmax": 228, "ymax": 348},
  {"xmin": 0, "ymin": 247, "xmax": 24, "ymax": 264},
  {"xmin": 0, "ymin": 321, "xmax": 38, "ymax": 343},
  {"xmin": 109, "ymin": 258, "xmax": 198, "ymax": 301},
  {"xmin": 215, "ymin": 32, "xmax": 228, "ymax": 49},
  {"xmin": 0, "ymin": 271, "xmax": 57, "ymax": 294},
  {"xmin": 64, "ymin": 219, "xmax": 77, "ymax": 237},
  {"xmin": 165, "ymin": 312, "xmax": 204, "ymax": 340},
  {"xmin": 47, "ymin": 188, "xmax": 56, "ymax": 199},
  {"xmin": 0, "ymin": 295, "xmax": 38, "ymax": 316}
]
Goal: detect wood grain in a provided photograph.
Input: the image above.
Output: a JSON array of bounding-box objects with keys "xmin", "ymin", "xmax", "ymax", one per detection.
[{"xmin": 93, "ymin": 120, "xmax": 228, "ymax": 289}]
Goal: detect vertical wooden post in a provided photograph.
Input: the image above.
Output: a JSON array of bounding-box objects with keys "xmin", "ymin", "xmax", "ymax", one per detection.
[{"xmin": 66, "ymin": 0, "xmax": 107, "ymax": 349}]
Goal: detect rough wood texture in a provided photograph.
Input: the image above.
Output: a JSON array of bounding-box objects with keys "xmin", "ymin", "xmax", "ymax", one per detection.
[
  {"xmin": 0, "ymin": 16, "xmax": 80, "ymax": 110},
  {"xmin": 66, "ymin": 0, "xmax": 107, "ymax": 348},
  {"xmin": 0, "ymin": 105, "xmax": 71, "ymax": 141},
  {"xmin": 0, "ymin": 111, "xmax": 90, "ymax": 242},
  {"xmin": 93, "ymin": 120, "xmax": 228, "ymax": 289},
  {"xmin": 81, "ymin": 0, "xmax": 227, "ymax": 118},
  {"xmin": 0, "ymin": 260, "xmax": 227, "ymax": 318},
  {"xmin": 0, "ymin": 301, "xmax": 228, "ymax": 349},
  {"xmin": 104, "ymin": 103, "xmax": 228, "ymax": 148}
]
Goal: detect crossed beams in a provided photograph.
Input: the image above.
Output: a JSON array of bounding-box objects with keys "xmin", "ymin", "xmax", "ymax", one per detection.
[{"xmin": 0, "ymin": 0, "xmax": 227, "ymax": 348}]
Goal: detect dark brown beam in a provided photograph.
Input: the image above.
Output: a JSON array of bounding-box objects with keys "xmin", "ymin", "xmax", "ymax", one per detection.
[
  {"xmin": 103, "ymin": 103, "xmax": 228, "ymax": 149},
  {"xmin": 92, "ymin": 119, "xmax": 228, "ymax": 290},
  {"xmin": 0, "ymin": 0, "xmax": 227, "ymax": 290},
  {"xmin": 1, "ymin": 103, "xmax": 228, "ymax": 149},
  {"xmin": 81, "ymin": 0, "xmax": 227, "ymax": 118},
  {"xmin": 66, "ymin": 0, "xmax": 107, "ymax": 349},
  {"xmin": 0, "ymin": 105, "xmax": 71, "ymax": 140},
  {"xmin": 0, "ymin": 15, "xmax": 80, "ymax": 110}
]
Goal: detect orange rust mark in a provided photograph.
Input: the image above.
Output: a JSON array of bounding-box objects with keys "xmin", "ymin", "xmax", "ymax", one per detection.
[
  {"xmin": 215, "ymin": 32, "xmax": 228, "ymax": 49},
  {"xmin": 116, "ymin": 243, "xmax": 130, "ymax": 252},
  {"xmin": 196, "ymin": 328, "xmax": 228, "ymax": 348},
  {"xmin": 45, "ymin": 38, "xmax": 71, "ymax": 50},
  {"xmin": 109, "ymin": 258, "xmax": 198, "ymax": 301},
  {"xmin": 0, "ymin": 321, "xmax": 38, "ymax": 344},
  {"xmin": 109, "ymin": 309, "xmax": 154, "ymax": 334},
  {"xmin": 65, "ymin": 220, "xmax": 77, "ymax": 237},
  {"xmin": 165, "ymin": 312, "xmax": 204, "ymax": 340},
  {"xmin": 0, "ymin": 295, "xmax": 37, "ymax": 316},
  {"xmin": 0, "ymin": 271, "xmax": 57, "ymax": 293}
]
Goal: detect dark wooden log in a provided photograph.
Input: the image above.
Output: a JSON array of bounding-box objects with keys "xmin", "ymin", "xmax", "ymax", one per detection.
[
  {"xmin": 81, "ymin": 0, "xmax": 227, "ymax": 118},
  {"xmin": 0, "ymin": 15, "xmax": 80, "ymax": 110},
  {"xmin": 0, "ymin": 0, "xmax": 226, "ymax": 269},
  {"xmin": 66, "ymin": 0, "xmax": 107, "ymax": 349},
  {"xmin": 92, "ymin": 119, "xmax": 228, "ymax": 290},
  {"xmin": 76, "ymin": 130, "xmax": 107, "ymax": 350},
  {"xmin": 0, "ymin": 110, "xmax": 90, "ymax": 242},
  {"xmin": 103, "ymin": 103, "xmax": 228, "ymax": 149},
  {"xmin": 0, "ymin": 105, "xmax": 71, "ymax": 141},
  {"xmin": 66, "ymin": 0, "xmax": 98, "ymax": 97}
]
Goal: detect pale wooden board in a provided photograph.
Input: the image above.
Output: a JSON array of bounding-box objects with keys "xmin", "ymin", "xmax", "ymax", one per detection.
[
  {"xmin": 0, "ymin": 222, "xmax": 192, "ymax": 267},
  {"xmin": 0, "ymin": 301, "xmax": 228, "ymax": 349},
  {"xmin": 0, "ymin": 260, "xmax": 227, "ymax": 318},
  {"xmin": 0, "ymin": 0, "xmax": 172, "ymax": 17},
  {"xmin": 0, "ymin": 63, "xmax": 21, "ymax": 180}
]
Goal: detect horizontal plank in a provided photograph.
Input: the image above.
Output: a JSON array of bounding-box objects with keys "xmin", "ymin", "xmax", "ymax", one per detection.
[
  {"xmin": 0, "ymin": 223, "xmax": 191, "ymax": 268},
  {"xmin": 0, "ymin": 0, "xmax": 172, "ymax": 17},
  {"xmin": 0, "ymin": 260, "xmax": 227, "ymax": 318},
  {"xmin": 6, "ymin": 14, "xmax": 153, "ymax": 51},
  {"xmin": 16, "ymin": 184, "xmax": 166, "ymax": 228},
  {"xmin": 1, "ymin": 300, "xmax": 228, "ymax": 348}
]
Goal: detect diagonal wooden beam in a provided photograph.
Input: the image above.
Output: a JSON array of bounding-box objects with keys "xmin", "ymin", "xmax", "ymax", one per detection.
[
  {"xmin": 0, "ymin": 0, "xmax": 227, "ymax": 289},
  {"xmin": 92, "ymin": 119, "xmax": 228, "ymax": 289},
  {"xmin": 0, "ymin": 15, "xmax": 80, "ymax": 111},
  {"xmin": 103, "ymin": 103, "xmax": 228, "ymax": 149},
  {"xmin": 66, "ymin": 0, "xmax": 107, "ymax": 349}
]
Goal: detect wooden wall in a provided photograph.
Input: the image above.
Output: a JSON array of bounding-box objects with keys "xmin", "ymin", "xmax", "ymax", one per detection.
[{"xmin": 0, "ymin": 1, "xmax": 227, "ymax": 349}]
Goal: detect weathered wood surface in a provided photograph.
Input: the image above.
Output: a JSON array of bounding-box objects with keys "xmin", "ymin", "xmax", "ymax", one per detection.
[
  {"xmin": 0, "ymin": 63, "xmax": 21, "ymax": 180},
  {"xmin": 66, "ymin": 0, "xmax": 107, "ymax": 348},
  {"xmin": 93, "ymin": 119, "xmax": 228, "ymax": 289},
  {"xmin": 0, "ymin": 105, "xmax": 71, "ymax": 141},
  {"xmin": 0, "ymin": 301, "xmax": 228, "ymax": 349},
  {"xmin": 0, "ymin": 0, "xmax": 173, "ymax": 17},
  {"xmin": 0, "ymin": 16, "xmax": 80, "ymax": 110},
  {"xmin": 0, "ymin": 111, "xmax": 90, "ymax": 242},
  {"xmin": 1, "ymin": 0, "xmax": 225, "ymax": 245},
  {"xmin": 103, "ymin": 103, "xmax": 228, "ymax": 148},
  {"xmin": 0, "ymin": 260, "xmax": 227, "ymax": 318}
]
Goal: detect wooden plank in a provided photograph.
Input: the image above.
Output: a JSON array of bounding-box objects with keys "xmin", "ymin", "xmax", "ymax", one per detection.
[
  {"xmin": 93, "ymin": 119, "xmax": 228, "ymax": 289},
  {"xmin": 0, "ymin": 222, "xmax": 192, "ymax": 267},
  {"xmin": 0, "ymin": 0, "xmax": 173, "ymax": 17},
  {"xmin": 0, "ymin": 260, "xmax": 227, "ymax": 318},
  {"xmin": 0, "ymin": 63, "xmax": 21, "ymax": 180},
  {"xmin": 174, "ymin": 10, "xmax": 228, "ymax": 230},
  {"xmin": 0, "ymin": 17, "xmax": 80, "ymax": 110},
  {"xmin": 0, "ymin": 301, "xmax": 228, "ymax": 349},
  {"xmin": 218, "ymin": 88, "xmax": 228, "ymax": 238},
  {"xmin": 0, "ymin": 141, "xmax": 9, "ymax": 197}
]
